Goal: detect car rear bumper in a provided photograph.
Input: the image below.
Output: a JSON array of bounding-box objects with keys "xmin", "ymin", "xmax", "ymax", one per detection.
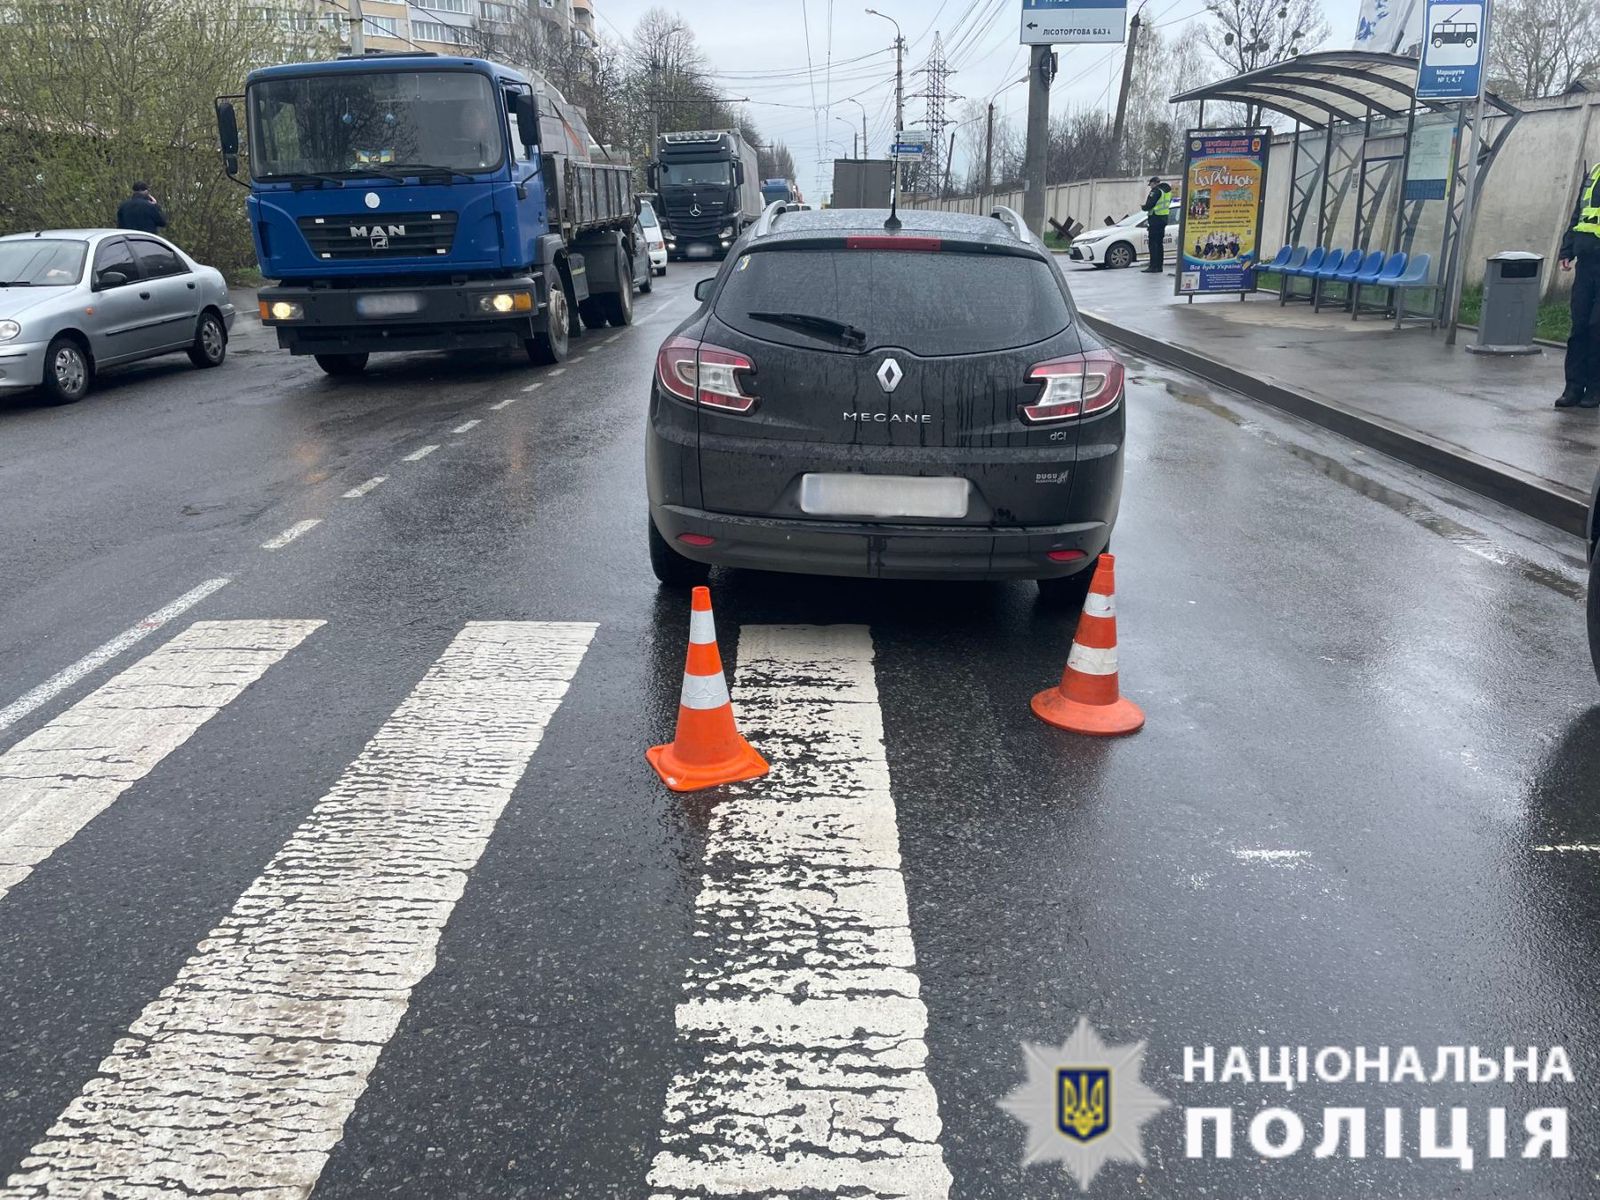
[
  {"xmin": 651, "ymin": 503, "xmax": 1110, "ymax": 581},
  {"xmin": 0, "ymin": 341, "xmax": 47, "ymax": 389}
]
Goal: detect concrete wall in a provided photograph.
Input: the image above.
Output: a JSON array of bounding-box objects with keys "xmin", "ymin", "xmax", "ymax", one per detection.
[{"xmin": 908, "ymin": 175, "xmax": 1175, "ymax": 232}]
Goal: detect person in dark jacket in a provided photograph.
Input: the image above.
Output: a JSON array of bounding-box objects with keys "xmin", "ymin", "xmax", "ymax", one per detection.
[
  {"xmin": 1139, "ymin": 175, "xmax": 1172, "ymax": 273},
  {"xmin": 115, "ymin": 182, "xmax": 168, "ymax": 235},
  {"xmin": 1558, "ymin": 161, "xmax": 1600, "ymax": 409}
]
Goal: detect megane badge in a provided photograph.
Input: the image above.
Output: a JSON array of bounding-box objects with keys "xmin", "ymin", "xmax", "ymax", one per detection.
[{"xmin": 876, "ymin": 357, "xmax": 903, "ymax": 393}]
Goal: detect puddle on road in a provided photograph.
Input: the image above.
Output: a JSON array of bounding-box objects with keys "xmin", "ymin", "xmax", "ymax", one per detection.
[{"xmin": 1128, "ymin": 367, "xmax": 1589, "ymax": 603}]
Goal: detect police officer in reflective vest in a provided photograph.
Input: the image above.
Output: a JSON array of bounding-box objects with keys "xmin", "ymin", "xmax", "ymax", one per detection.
[
  {"xmin": 1141, "ymin": 175, "xmax": 1172, "ymax": 273},
  {"xmin": 1557, "ymin": 161, "xmax": 1600, "ymax": 409}
]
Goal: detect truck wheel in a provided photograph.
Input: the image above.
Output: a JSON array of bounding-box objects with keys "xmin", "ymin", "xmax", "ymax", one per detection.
[
  {"xmin": 578, "ymin": 298, "xmax": 608, "ymax": 328},
  {"xmin": 528, "ymin": 280, "xmax": 571, "ymax": 365},
  {"xmin": 315, "ymin": 353, "xmax": 369, "ymax": 377},
  {"xmin": 601, "ymin": 256, "xmax": 635, "ymax": 326}
]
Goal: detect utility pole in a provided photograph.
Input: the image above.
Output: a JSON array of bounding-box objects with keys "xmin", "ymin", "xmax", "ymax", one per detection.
[
  {"xmin": 984, "ymin": 102, "xmax": 994, "ymax": 199},
  {"xmin": 1111, "ymin": 10, "xmax": 1142, "ymax": 171},
  {"xmin": 867, "ymin": 9, "xmax": 905, "ymax": 200},
  {"xmin": 1023, "ymin": 44, "xmax": 1053, "ymax": 236},
  {"xmin": 942, "ymin": 130, "xmax": 956, "ymax": 199},
  {"xmin": 347, "ymin": 0, "xmax": 366, "ymax": 55}
]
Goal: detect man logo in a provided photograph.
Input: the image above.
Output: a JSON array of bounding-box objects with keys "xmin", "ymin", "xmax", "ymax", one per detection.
[
  {"xmin": 999, "ymin": 1017, "xmax": 1169, "ymax": 1191},
  {"xmin": 1057, "ymin": 1068, "xmax": 1110, "ymax": 1141},
  {"xmin": 350, "ymin": 224, "xmax": 406, "ymax": 247},
  {"xmin": 876, "ymin": 357, "xmax": 903, "ymax": 393}
]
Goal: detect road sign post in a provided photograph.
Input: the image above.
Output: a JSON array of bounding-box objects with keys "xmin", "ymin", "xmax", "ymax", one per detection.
[{"xmin": 1021, "ymin": 0, "xmax": 1128, "ymax": 46}]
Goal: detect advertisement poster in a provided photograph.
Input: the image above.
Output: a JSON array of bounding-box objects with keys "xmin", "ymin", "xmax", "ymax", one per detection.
[{"xmin": 1177, "ymin": 129, "xmax": 1271, "ymax": 297}]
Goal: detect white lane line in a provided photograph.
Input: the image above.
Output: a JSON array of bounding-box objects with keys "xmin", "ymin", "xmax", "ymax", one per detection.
[
  {"xmin": 342, "ymin": 476, "xmax": 387, "ymax": 499},
  {"xmin": 0, "ymin": 579, "xmax": 230, "ymax": 736},
  {"xmin": 402, "ymin": 444, "xmax": 439, "ymax": 462},
  {"xmin": 518, "ymin": 382, "xmax": 544, "ymax": 395},
  {"xmin": 604, "ymin": 333, "xmax": 622, "ymax": 344},
  {"xmin": 492, "ymin": 397, "xmax": 520, "ymax": 409},
  {"xmin": 1534, "ymin": 844, "xmax": 1600, "ymax": 853},
  {"xmin": 1, "ymin": 621, "xmax": 596, "ymax": 1199},
  {"xmin": 648, "ymin": 625, "xmax": 952, "ymax": 1199},
  {"xmin": 451, "ymin": 419, "xmax": 481, "ymax": 434},
  {"xmin": 1232, "ymin": 848, "xmax": 1310, "ymax": 864},
  {"xmin": 0, "ymin": 621, "xmax": 321, "ymax": 901},
  {"xmin": 260, "ymin": 519, "xmax": 322, "ymax": 551},
  {"xmin": 548, "ymin": 367, "xmax": 567, "ymax": 377}
]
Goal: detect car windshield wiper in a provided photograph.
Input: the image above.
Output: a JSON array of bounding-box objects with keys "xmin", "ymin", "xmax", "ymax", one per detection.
[
  {"xmin": 270, "ymin": 172, "xmax": 348, "ymax": 187},
  {"xmin": 746, "ymin": 311, "xmax": 867, "ymax": 348},
  {"xmin": 0, "ymin": 280, "xmax": 33, "ymax": 286},
  {"xmin": 387, "ymin": 163, "xmax": 480, "ymax": 184}
]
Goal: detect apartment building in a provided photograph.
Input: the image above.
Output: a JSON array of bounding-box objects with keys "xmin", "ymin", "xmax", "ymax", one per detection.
[{"xmin": 319, "ymin": 0, "xmax": 589, "ymax": 57}]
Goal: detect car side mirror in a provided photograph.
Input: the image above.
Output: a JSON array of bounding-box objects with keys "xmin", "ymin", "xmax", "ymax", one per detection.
[
  {"xmin": 96, "ymin": 269, "xmax": 129, "ymax": 289},
  {"xmin": 513, "ymin": 94, "xmax": 538, "ymax": 150},
  {"xmin": 647, "ymin": 163, "xmax": 659, "ymax": 191},
  {"xmin": 694, "ymin": 279, "xmax": 714, "ymax": 302}
]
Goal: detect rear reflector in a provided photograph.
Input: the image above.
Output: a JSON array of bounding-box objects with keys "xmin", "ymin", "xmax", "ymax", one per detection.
[
  {"xmin": 845, "ymin": 235, "xmax": 942, "ymax": 252},
  {"xmin": 678, "ymin": 533, "xmax": 716, "ymax": 547},
  {"xmin": 1048, "ymin": 549, "xmax": 1087, "ymax": 562}
]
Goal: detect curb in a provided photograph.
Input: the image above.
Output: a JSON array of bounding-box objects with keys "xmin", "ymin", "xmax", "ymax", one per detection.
[{"xmin": 1079, "ymin": 309, "xmax": 1591, "ymax": 538}]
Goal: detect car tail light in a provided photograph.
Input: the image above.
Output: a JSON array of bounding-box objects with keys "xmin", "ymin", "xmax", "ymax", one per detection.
[
  {"xmin": 1048, "ymin": 548, "xmax": 1087, "ymax": 562},
  {"xmin": 845, "ymin": 235, "xmax": 942, "ymax": 252},
  {"xmin": 656, "ymin": 336, "xmax": 758, "ymax": 413},
  {"xmin": 678, "ymin": 533, "xmax": 716, "ymax": 547},
  {"xmin": 1019, "ymin": 350, "xmax": 1125, "ymax": 425}
]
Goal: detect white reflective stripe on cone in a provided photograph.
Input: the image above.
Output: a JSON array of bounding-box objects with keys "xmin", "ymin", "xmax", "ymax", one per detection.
[
  {"xmin": 1066, "ymin": 642, "xmax": 1119, "ymax": 677},
  {"xmin": 689, "ymin": 609, "xmax": 717, "ymax": 646},
  {"xmin": 680, "ymin": 671, "xmax": 731, "ymax": 711},
  {"xmin": 1083, "ymin": 592, "xmax": 1115, "ymax": 619}
]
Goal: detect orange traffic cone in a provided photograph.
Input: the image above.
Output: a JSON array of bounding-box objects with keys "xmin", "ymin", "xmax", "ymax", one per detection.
[
  {"xmin": 1031, "ymin": 554, "xmax": 1145, "ymax": 737},
  {"xmin": 647, "ymin": 586, "xmax": 770, "ymax": 792}
]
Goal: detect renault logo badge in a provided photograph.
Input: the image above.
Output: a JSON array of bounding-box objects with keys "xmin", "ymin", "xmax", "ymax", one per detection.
[{"xmin": 876, "ymin": 357, "xmax": 903, "ymax": 394}]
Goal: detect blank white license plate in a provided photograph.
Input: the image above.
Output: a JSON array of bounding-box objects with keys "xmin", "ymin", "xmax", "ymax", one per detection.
[
  {"xmin": 356, "ymin": 293, "xmax": 422, "ymax": 317},
  {"xmin": 685, "ymin": 244, "xmax": 715, "ymax": 258},
  {"xmin": 799, "ymin": 474, "xmax": 970, "ymax": 519}
]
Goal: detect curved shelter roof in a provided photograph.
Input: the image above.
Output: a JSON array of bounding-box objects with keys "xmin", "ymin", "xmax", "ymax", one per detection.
[{"xmin": 1169, "ymin": 51, "xmax": 1518, "ymax": 129}]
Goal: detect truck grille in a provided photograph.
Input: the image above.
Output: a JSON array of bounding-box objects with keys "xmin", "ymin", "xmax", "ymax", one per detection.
[
  {"xmin": 663, "ymin": 203, "xmax": 728, "ymax": 240},
  {"xmin": 297, "ymin": 212, "xmax": 458, "ymax": 260}
]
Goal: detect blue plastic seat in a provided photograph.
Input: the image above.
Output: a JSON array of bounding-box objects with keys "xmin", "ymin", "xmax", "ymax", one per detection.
[
  {"xmin": 1317, "ymin": 249, "xmax": 1384, "ymax": 311},
  {"xmin": 1282, "ymin": 246, "xmax": 1309, "ymax": 273},
  {"xmin": 1284, "ymin": 247, "xmax": 1325, "ymax": 278},
  {"xmin": 1357, "ymin": 251, "xmax": 1405, "ymax": 286},
  {"xmin": 1312, "ymin": 248, "xmax": 1348, "ymax": 279},
  {"xmin": 1264, "ymin": 245, "xmax": 1295, "ymax": 272},
  {"xmin": 1353, "ymin": 252, "xmax": 1436, "ymax": 324}
]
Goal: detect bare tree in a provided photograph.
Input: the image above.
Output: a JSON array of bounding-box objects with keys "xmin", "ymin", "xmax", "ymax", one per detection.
[
  {"xmin": 1489, "ymin": 0, "xmax": 1600, "ymax": 99},
  {"xmin": 1202, "ymin": 0, "xmax": 1328, "ymax": 75}
]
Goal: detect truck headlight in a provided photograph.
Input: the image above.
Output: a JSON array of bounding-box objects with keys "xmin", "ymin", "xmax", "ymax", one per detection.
[
  {"xmin": 476, "ymin": 291, "xmax": 533, "ymax": 314},
  {"xmin": 260, "ymin": 300, "xmax": 303, "ymax": 321},
  {"xmin": 719, "ymin": 225, "xmax": 734, "ymax": 238},
  {"xmin": 0, "ymin": 320, "xmax": 19, "ymax": 342}
]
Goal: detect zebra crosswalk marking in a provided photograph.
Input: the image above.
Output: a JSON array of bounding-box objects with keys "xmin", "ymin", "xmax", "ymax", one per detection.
[
  {"xmin": 1, "ymin": 621, "xmax": 595, "ymax": 1200},
  {"xmin": 648, "ymin": 624, "xmax": 953, "ymax": 1199},
  {"xmin": 0, "ymin": 619, "xmax": 321, "ymax": 902}
]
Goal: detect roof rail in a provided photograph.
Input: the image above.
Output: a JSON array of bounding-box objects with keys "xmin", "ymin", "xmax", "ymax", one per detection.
[
  {"xmin": 750, "ymin": 200, "xmax": 789, "ymax": 240},
  {"xmin": 990, "ymin": 206, "xmax": 1029, "ymax": 242}
]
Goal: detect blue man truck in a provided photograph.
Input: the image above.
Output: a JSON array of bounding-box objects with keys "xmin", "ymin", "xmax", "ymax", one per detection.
[{"xmin": 216, "ymin": 52, "xmax": 641, "ymax": 376}]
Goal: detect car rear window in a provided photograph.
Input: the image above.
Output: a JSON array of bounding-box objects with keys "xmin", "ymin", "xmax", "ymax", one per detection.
[{"xmin": 714, "ymin": 246, "xmax": 1071, "ymax": 356}]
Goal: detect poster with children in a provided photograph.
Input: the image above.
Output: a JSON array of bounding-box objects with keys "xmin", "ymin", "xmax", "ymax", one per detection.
[{"xmin": 1177, "ymin": 129, "xmax": 1270, "ymax": 296}]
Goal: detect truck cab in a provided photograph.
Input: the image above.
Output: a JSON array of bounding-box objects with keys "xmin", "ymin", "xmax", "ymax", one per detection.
[
  {"xmin": 650, "ymin": 130, "xmax": 762, "ymax": 260},
  {"xmin": 221, "ymin": 52, "xmax": 637, "ymax": 375}
]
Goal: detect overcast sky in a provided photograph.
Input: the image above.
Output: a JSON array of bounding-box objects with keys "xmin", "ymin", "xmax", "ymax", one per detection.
[{"xmin": 590, "ymin": 0, "xmax": 1363, "ymax": 199}]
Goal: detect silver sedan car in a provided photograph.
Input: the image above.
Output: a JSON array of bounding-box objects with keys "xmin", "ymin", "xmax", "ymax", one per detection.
[{"xmin": 0, "ymin": 230, "xmax": 235, "ymax": 404}]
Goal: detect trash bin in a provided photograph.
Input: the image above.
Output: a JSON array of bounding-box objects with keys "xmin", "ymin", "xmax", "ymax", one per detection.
[{"xmin": 1469, "ymin": 251, "xmax": 1543, "ymax": 356}]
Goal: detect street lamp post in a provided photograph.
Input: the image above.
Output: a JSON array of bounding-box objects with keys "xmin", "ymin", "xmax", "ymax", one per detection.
[
  {"xmin": 865, "ymin": 9, "xmax": 905, "ymax": 201},
  {"xmin": 838, "ymin": 96, "xmax": 870, "ymax": 158},
  {"xmin": 835, "ymin": 116, "xmax": 859, "ymax": 159}
]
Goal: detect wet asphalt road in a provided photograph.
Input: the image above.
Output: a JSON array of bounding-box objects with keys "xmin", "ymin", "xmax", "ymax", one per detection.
[{"xmin": 0, "ymin": 262, "xmax": 1597, "ymax": 1199}]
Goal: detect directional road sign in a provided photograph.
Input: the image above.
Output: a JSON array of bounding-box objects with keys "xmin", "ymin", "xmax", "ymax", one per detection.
[{"xmin": 1021, "ymin": 0, "xmax": 1128, "ymax": 45}]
